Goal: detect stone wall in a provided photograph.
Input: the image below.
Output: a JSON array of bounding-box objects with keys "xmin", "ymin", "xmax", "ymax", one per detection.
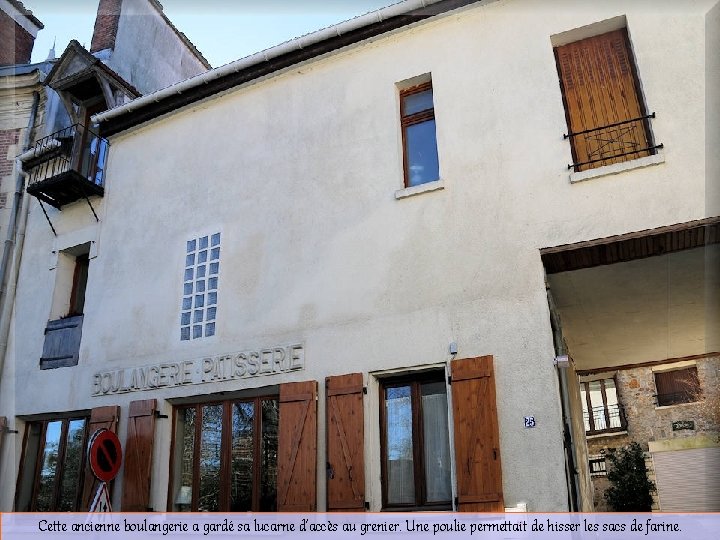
[{"xmin": 585, "ymin": 355, "xmax": 719, "ymax": 510}]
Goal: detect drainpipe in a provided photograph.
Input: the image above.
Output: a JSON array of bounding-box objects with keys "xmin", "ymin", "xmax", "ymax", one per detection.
[{"xmin": 0, "ymin": 90, "xmax": 40, "ymax": 385}]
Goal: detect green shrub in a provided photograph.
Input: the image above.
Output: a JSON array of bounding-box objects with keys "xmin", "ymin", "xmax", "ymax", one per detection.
[{"xmin": 603, "ymin": 442, "xmax": 656, "ymax": 511}]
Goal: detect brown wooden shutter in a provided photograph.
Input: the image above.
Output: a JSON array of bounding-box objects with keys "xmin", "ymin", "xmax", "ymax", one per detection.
[
  {"xmin": 277, "ymin": 380, "xmax": 317, "ymax": 511},
  {"xmin": 81, "ymin": 405, "xmax": 120, "ymax": 510},
  {"xmin": 326, "ymin": 373, "xmax": 365, "ymax": 511},
  {"xmin": 121, "ymin": 399, "xmax": 157, "ymax": 511},
  {"xmin": 0, "ymin": 416, "xmax": 6, "ymax": 461},
  {"xmin": 555, "ymin": 29, "xmax": 650, "ymax": 171},
  {"xmin": 451, "ymin": 356, "xmax": 504, "ymax": 512}
]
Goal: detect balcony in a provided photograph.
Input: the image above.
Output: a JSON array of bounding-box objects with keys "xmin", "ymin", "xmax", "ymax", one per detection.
[
  {"xmin": 583, "ymin": 403, "xmax": 628, "ymax": 436},
  {"xmin": 23, "ymin": 124, "xmax": 108, "ymax": 209}
]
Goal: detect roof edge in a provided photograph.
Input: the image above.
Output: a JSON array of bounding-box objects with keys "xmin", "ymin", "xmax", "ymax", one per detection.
[{"xmin": 95, "ymin": 0, "xmax": 482, "ymax": 136}]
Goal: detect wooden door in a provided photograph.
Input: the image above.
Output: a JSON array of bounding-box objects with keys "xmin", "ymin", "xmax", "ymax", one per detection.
[{"xmin": 81, "ymin": 405, "xmax": 119, "ymax": 510}]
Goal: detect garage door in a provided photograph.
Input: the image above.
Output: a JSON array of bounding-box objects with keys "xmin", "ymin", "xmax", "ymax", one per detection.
[{"xmin": 652, "ymin": 447, "xmax": 720, "ymax": 511}]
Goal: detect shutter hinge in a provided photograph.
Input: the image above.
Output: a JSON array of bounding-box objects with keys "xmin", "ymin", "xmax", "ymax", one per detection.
[
  {"xmin": 447, "ymin": 375, "xmax": 452, "ymax": 385},
  {"xmin": 154, "ymin": 412, "xmax": 168, "ymax": 419},
  {"xmin": 363, "ymin": 386, "xmax": 367, "ymax": 394},
  {"xmin": 364, "ymin": 501, "xmax": 370, "ymax": 510},
  {"xmin": 454, "ymin": 497, "xmax": 459, "ymax": 509},
  {"xmin": 1, "ymin": 426, "xmax": 19, "ymax": 434}
]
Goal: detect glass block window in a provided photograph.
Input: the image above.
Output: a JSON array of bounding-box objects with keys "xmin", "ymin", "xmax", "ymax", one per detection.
[{"xmin": 181, "ymin": 233, "xmax": 220, "ymax": 340}]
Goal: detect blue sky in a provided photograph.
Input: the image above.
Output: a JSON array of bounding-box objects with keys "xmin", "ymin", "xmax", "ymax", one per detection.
[{"xmin": 27, "ymin": 1, "xmax": 395, "ymax": 67}]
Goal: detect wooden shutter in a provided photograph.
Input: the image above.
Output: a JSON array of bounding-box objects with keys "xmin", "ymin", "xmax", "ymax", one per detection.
[
  {"xmin": 278, "ymin": 380, "xmax": 317, "ymax": 511},
  {"xmin": 555, "ymin": 29, "xmax": 650, "ymax": 171},
  {"xmin": 81, "ymin": 405, "xmax": 119, "ymax": 510},
  {"xmin": 451, "ymin": 356, "xmax": 504, "ymax": 512},
  {"xmin": 0, "ymin": 416, "xmax": 6, "ymax": 461},
  {"xmin": 121, "ymin": 399, "xmax": 157, "ymax": 511},
  {"xmin": 326, "ymin": 373, "xmax": 365, "ymax": 511}
]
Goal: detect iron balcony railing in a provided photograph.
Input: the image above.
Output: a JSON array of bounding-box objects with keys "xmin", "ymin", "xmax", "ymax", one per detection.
[
  {"xmin": 583, "ymin": 403, "xmax": 627, "ymax": 435},
  {"xmin": 565, "ymin": 113, "xmax": 663, "ymax": 171},
  {"xmin": 24, "ymin": 124, "xmax": 109, "ymax": 209}
]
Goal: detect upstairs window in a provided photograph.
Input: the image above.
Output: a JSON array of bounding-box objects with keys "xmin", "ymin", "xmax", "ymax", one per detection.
[
  {"xmin": 654, "ymin": 366, "xmax": 700, "ymax": 406},
  {"xmin": 400, "ymin": 80, "xmax": 440, "ymax": 187},
  {"xmin": 580, "ymin": 378, "xmax": 627, "ymax": 434},
  {"xmin": 555, "ymin": 29, "xmax": 660, "ymax": 172}
]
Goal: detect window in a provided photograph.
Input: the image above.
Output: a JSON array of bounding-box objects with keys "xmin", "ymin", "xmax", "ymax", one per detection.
[
  {"xmin": 181, "ymin": 233, "xmax": 220, "ymax": 340},
  {"xmin": 15, "ymin": 417, "xmax": 88, "ymax": 511},
  {"xmin": 380, "ymin": 372, "xmax": 451, "ymax": 510},
  {"xmin": 654, "ymin": 367, "xmax": 699, "ymax": 406},
  {"xmin": 580, "ymin": 378, "xmax": 626, "ymax": 434},
  {"xmin": 555, "ymin": 29, "xmax": 659, "ymax": 172},
  {"xmin": 41, "ymin": 245, "xmax": 90, "ymax": 369},
  {"xmin": 400, "ymin": 80, "xmax": 440, "ymax": 187},
  {"xmin": 588, "ymin": 455, "xmax": 607, "ymax": 477},
  {"xmin": 171, "ymin": 396, "xmax": 278, "ymax": 511}
]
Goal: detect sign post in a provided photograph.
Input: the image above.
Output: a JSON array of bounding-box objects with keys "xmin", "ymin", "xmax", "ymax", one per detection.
[{"xmin": 87, "ymin": 428, "xmax": 122, "ymax": 512}]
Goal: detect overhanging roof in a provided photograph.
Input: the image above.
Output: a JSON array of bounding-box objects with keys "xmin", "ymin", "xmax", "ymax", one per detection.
[{"xmin": 94, "ymin": 0, "xmax": 483, "ymax": 137}]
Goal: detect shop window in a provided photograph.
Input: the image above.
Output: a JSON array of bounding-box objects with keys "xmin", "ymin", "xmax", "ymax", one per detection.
[
  {"xmin": 654, "ymin": 366, "xmax": 699, "ymax": 406},
  {"xmin": 380, "ymin": 371, "xmax": 451, "ymax": 510},
  {"xmin": 171, "ymin": 396, "xmax": 278, "ymax": 511},
  {"xmin": 400, "ymin": 78, "xmax": 440, "ymax": 188},
  {"xmin": 580, "ymin": 378, "xmax": 627, "ymax": 434},
  {"xmin": 555, "ymin": 28, "xmax": 660, "ymax": 172},
  {"xmin": 15, "ymin": 417, "xmax": 88, "ymax": 511},
  {"xmin": 181, "ymin": 233, "xmax": 220, "ymax": 341}
]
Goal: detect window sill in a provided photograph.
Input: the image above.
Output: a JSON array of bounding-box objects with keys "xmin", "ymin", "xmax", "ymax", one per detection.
[
  {"xmin": 569, "ymin": 151, "xmax": 665, "ymax": 184},
  {"xmin": 395, "ymin": 179, "xmax": 444, "ymax": 199},
  {"xmin": 655, "ymin": 401, "xmax": 699, "ymax": 410},
  {"xmin": 586, "ymin": 430, "xmax": 628, "ymax": 440}
]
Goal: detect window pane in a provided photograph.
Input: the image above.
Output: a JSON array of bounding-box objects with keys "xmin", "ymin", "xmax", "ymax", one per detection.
[
  {"xmin": 385, "ymin": 385, "xmax": 414, "ymax": 505},
  {"xmin": 176, "ymin": 407, "xmax": 195, "ymax": 510},
  {"xmin": 17, "ymin": 423, "xmax": 42, "ymax": 511},
  {"xmin": 405, "ymin": 119, "xmax": 439, "ymax": 187},
  {"xmin": 260, "ymin": 399, "xmax": 279, "ymax": 511},
  {"xmin": 421, "ymin": 381, "xmax": 451, "ymax": 503},
  {"xmin": 57, "ymin": 419, "xmax": 86, "ymax": 511},
  {"xmin": 230, "ymin": 402, "xmax": 254, "ymax": 511},
  {"xmin": 403, "ymin": 89, "xmax": 433, "ymax": 116},
  {"xmin": 36, "ymin": 421, "xmax": 63, "ymax": 511},
  {"xmin": 198, "ymin": 405, "xmax": 223, "ymax": 511},
  {"xmin": 588, "ymin": 381, "xmax": 606, "ymax": 430}
]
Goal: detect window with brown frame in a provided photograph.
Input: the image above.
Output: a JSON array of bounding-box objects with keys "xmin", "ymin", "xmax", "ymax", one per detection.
[
  {"xmin": 400, "ymin": 80, "xmax": 440, "ymax": 188},
  {"xmin": 380, "ymin": 371, "xmax": 451, "ymax": 510},
  {"xmin": 654, "ymin": 367, "xmax": 700, "ymax": 406},
  {"xmin": 171, "ymin": 396, "xmax": 279, "ymax": 512},
  {"xmin": 555, "ymin": 28, "xmax": 660, "ymax": 172},
  {"xmin": 580, "ymin": 378, "xmax": 627, "ymax": 435},
  {"xmin": 15, "ymin": 417, "xmax": 89, "ymax": 511}
]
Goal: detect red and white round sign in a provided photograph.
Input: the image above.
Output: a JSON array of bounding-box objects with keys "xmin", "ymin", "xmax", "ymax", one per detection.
[{"xmin": 87, "ymin": 428, "xmax": 122, "ymax": 483}]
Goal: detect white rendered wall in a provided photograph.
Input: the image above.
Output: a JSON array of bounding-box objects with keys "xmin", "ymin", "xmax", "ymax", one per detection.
[{"xmin": 1, "ymin": 0, "xmax": 717, "ymax": 512}]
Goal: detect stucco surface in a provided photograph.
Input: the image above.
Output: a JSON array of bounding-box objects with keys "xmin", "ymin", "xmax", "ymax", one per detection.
[{"xmin": 2, "ymin": 0, "xmax": 718, "ymax": 513}]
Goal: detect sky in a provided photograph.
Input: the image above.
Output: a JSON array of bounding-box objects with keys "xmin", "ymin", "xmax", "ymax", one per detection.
[{"xmin": 27, "ymin": 0, "xmax": 396, "ymax": 67}]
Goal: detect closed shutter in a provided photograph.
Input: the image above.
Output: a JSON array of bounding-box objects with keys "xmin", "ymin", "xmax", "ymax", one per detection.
[
  {"xmin": 0, "ymin": 416, "xmax": 6, "ymax": 460},
  {"xmin": 451, "ymin": 356, "xmax": 504, "ymax": 512},
  {"xmin": 555, "ymin": 29, "xmax": 651, "ymax": 171},
  {"xmin": 121, "ymin": 399, "xmax": 157, "ymax": 511},
  {"xmin": 81, "ymin": 405, "xmax": 119, "ymax": 510},
  {"xmin": 277, "ymin": 380, "xmax": 317, "ymax": 511},
  {"xmin": 326, "ymin": 373, "xmax": 365, "ymax": 511},
  {"xmin": 653, "ymin": 447, "xmax": 720, "ymax": 511}
]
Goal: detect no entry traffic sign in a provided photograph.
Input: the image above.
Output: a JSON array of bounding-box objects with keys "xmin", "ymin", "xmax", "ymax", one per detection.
[{"xmin": 87, "ymin": 428, "xmax": 122, "ymax": 482}]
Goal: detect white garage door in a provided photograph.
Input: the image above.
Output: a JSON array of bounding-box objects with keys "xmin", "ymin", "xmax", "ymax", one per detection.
[{"xmin": 652, "ymin": 447, "xmax": 720, "ymax": 511}]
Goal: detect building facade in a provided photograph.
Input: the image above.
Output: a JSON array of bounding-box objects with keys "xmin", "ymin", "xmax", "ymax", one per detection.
[{"xmin": 1, "ymin": 0, "xmax": 718, "ymax": 513}]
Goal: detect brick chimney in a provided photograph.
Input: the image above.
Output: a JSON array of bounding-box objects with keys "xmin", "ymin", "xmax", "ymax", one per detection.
[
  {"xmin": 90, "ymin": 0, "xmax": 123, "ymax": 53},
  {"xmin": 0, "ymin": 0, "xmax": 43, "ymax": 65}
]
